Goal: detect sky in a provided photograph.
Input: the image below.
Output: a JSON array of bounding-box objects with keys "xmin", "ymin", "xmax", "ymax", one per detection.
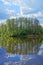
[{"xmin": 0, "ymin": 0, "xmax": 43, "ymax": 25}]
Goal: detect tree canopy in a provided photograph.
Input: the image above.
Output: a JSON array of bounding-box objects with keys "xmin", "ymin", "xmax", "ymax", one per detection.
[{"xmin": 0, "ymin": 17, "xmax": 43, "ymax": 38}]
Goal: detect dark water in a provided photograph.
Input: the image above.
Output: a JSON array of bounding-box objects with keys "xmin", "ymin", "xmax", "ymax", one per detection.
[{"xmin": 0, "ymin": 38, "xmax": 43, "ymax": 65}]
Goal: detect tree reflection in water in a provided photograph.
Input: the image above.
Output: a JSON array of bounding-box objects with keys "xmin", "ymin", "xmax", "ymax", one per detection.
[
  {"xmin": 0, "ymin": 37, "xmax": 43, "ymax": 65},
  {"xmin": 0, "ymin": 37, "xmax": 42, "ymax": 54}
]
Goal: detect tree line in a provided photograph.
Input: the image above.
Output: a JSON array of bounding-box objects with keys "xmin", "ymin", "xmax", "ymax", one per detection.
[{"xmin": 0, "ymin": 17, "xmax": 43, "ymax": 38}]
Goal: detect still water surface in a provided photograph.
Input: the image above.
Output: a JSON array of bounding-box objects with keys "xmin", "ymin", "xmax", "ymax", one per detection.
[{"xmin": 0, "ymin": 38, "xmax": 43, "ymax": 65}]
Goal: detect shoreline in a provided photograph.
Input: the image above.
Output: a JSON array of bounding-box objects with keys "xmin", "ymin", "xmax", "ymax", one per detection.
[{"xmin": 10, "ymin": 35, "xmax": 43, "ymax": 38}]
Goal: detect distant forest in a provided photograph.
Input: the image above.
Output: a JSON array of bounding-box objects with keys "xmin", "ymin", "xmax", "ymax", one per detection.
[{"xmin": 0, "ymin": 17, "xmax": 43, "ymax": 37}]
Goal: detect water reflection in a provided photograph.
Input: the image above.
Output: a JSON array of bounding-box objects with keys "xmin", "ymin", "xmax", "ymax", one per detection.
[
  {"xmin": 0, "ymin": 38, "xmax": 43, "ymax": 65},
  {"xmin": 38, "ymin": 43, "xmax": 43, "ymax": 55},
  {"xmin": 0, "ymin": 38, "xmax": 42, "ymax": 54}
]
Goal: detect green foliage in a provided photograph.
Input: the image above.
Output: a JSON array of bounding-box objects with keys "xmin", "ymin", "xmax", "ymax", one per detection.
[
  {"xmin": 0, "ymin": 17, "xmax": 43, "ymax": 54},
  {"xmin": 0, "ymin": 17, "xmax": 43, "ymax": 38}
]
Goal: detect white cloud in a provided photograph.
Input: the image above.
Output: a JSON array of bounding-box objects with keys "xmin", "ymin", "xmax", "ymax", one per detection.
[
  {"xmin": 2, "ymin": 0, "xmax": 32, "ymax": 16},
  {"xmin": 0, "ymin": 0, "xmax": 43, "ymax": 22},
  {"xmin": 21, "ymin": 7, "xmax": 32, "ymax": 12},
  {"xmin": 40, "ymin": 24, "xmax": 43, "ymax": 27},
  {"xmin": 16, "ymin": 10, "xmax": 43, "ymax": 18},
  {"xmin": 22, "ymin": 10, "xmax": 43, "ymax": 18},
  {"xmin": 12, "ymin": 0, "xmax": 32, "ymax": 15},
  {"xmin": 0, "ymin": 19, "xmax": 6, "ymax": 24},
  {"xmin": 9, "ymin": 16, "xmax": 16, "ymax": 19},
  {"xmin": 1, "ymin": 0, "xmax": 11, "ymax": 5},
  {"xmin": 12, "ymin": 0, "xmax": 27, "ymax": 7},
  {"xmin": 1, "ymin": 0, "xmax": 24, "ymax": 6},
  {"xmin": 6, "ymin": 9, "xmax": 15, "ymax": 15},
  {"xmin": 33, "ymin": 11, "xmax": 43, "ymax": 17},
  {"xmin": 11, "ymin": 0, "xmax": 28, "ymax": 16},
  {"xmin": 1, "ymin": 0, "xmax": 33, "ymax": 17}
]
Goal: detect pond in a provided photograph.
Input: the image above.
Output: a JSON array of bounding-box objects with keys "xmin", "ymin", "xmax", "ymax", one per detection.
[{"xmin": 0, "ymin": 37, "xmax": 43, "ymax": 65}]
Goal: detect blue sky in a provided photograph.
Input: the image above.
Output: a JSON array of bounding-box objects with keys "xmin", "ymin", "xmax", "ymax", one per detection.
[{"xmin": 0, "ymin": 0, "xmax": 43, "ymax": 25}]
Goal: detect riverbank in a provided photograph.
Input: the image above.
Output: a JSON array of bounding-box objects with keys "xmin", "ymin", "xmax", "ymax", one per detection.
[
  {"xmin": 10, "ymin": 35, "xmax": 43, "ymax": 39},
  {"xmin": 27, "ymin": 35, "xmax": 43, "ymax": 38}
]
